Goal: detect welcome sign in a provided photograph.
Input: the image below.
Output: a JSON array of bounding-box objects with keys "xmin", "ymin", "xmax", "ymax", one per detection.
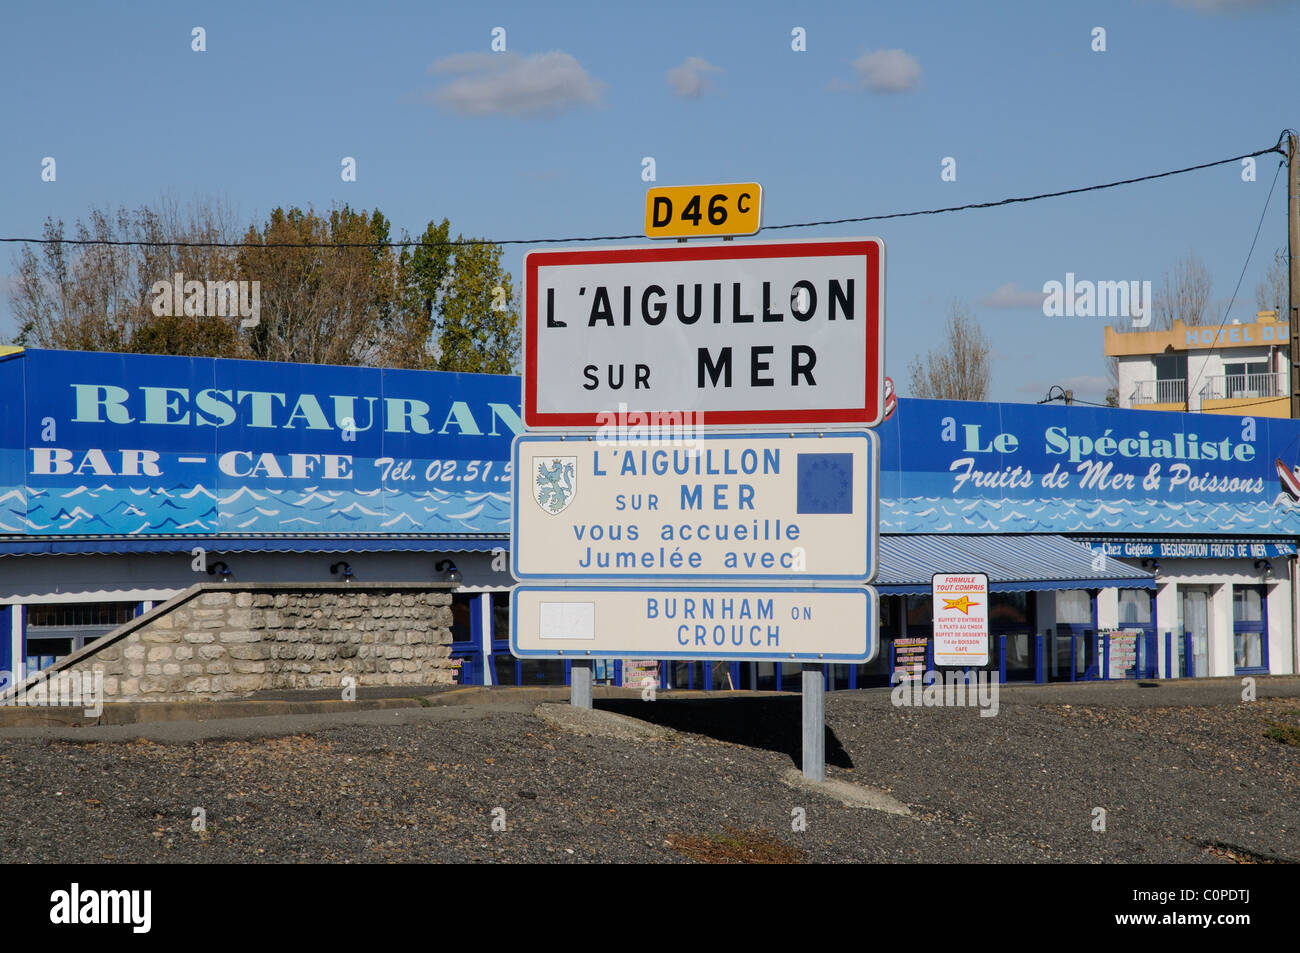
[
  {"xmin": 0, "ymin": 349, "xmax": 520, "ymax": 537},
  {"xmin": 875, "ymin": 399, "xmax": 1300, "ymax": 536}
]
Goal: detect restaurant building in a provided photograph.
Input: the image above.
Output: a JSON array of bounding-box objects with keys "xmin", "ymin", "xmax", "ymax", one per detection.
[{"xmin": 1, "ymin": 347, "xmax": 1296, "ymax": 694}]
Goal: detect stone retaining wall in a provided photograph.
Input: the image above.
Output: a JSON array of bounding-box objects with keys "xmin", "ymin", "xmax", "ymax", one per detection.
[{"xmin": 51, "ymin": 583, "xmax": 457, "ymax": 702}]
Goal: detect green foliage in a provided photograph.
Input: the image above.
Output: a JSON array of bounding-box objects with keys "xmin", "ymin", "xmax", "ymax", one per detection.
[
  {"xmin": 435, "ymin": 238, "xmax": 519, "ymax": 375},
  {"xmin": 1263, "ymin": 720, "xmax": 1300, "ymax": 746},
  {"xmin": 8, "ymin": 198, "xmax": 520, "ymax": 375}
]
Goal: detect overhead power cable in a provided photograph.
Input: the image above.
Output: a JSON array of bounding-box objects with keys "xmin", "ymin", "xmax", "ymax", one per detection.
[
  {"xmin": 0, "ymin": 137, "xmax": 1286, "ymax": 251},
  {"xmin": 1186, "ymin": 152, "xmax": 1287, "ymax": 409}
]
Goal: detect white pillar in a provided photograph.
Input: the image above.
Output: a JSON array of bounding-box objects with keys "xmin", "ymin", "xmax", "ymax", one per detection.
[
  {"xmin": 1095, "ymin": 588, "xmax": 1119, "ymax": 630},
  {"xmin": 1267, "ymin": 577, "xmax": 1292, "ymax": 675},
  {"xmin": 1156, "ymin": 581, "xmax": 1178, "ymax": 677},
  {"xmin": 10, "ymin": 604, "xmax": 23, "ymax": 683},
  {"xmin": 1209, "ymin": 583, "xmax": 1234, "ymax": 677},
  {"xmin": 479, "ymin": 594, "xmax": 494, "ymax": 686}
]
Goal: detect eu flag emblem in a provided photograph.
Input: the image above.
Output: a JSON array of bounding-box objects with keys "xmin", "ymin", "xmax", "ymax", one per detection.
[{"xmin": 796, "ymin": 453, "xmax": 853, "ymax": 514}]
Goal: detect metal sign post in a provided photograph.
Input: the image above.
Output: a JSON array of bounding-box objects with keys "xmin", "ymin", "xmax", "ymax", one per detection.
[
  {"xmin": 570, "ymin": 658, "xmax": 593, "ymax": 709},
  {"xmin": 801, "ymin": 663, "xmax": 825, "ymax": 781}
]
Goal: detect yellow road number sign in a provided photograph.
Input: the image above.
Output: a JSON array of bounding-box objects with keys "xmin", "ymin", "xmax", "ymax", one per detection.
[{"xmin": 644, "ymin": 183, "xmax": 762, "ymax": 239}]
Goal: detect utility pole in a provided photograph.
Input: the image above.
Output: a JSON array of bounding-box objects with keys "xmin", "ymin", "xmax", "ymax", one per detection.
[{"xmin": 1289, "ymin": 132, "xmax": 1299, "ymax": 419}]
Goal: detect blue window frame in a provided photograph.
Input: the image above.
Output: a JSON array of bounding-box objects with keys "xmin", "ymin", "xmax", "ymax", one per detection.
[
  {"xmin": 1233, "ymin": 585, "xmax": 1269, "ymax": 674},
  {"xmin": 1054, "ymin": 589, "xmax": 1098, "ymax": 680},
  {"xmin": 0, "ymin": 605, "xmax": 12, "ymax": 687},
  {"xmin": 1108, "ymin": 588, "xmax": 1158, "ymax": 679}
]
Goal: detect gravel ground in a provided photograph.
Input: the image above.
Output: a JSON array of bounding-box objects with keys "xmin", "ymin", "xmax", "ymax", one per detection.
[{"xmin": 0, "ymin": 684, "xmax": 1297, "ymax": 863}]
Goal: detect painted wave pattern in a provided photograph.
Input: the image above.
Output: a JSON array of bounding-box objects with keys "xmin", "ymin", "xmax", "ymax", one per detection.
[
  {"xmin": 7, "ymin": 484, "xmax": 1300, "ymax": 537},
  {"xmin": 1, "ymin": 484, "xmax": 511, "ymax": 535},
  {"xmin": 880, "ymin": 495, "xmax": 1300, "ymax": 535}
]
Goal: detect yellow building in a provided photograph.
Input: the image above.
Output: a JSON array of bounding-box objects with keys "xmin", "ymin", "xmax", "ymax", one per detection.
[{"xmin": 1104, "ymin": 311, "xmax": 1291, "ymax": 418}]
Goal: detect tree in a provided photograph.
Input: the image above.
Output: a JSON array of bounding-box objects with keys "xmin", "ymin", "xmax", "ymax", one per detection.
[
  {"xmin": 384, "ymin": 219, "xmax": 454, "ymax": 369},
  {"xmin": 382, "ymin": 227, "xmax": 519, "ymax": 374},
  {"xmin": 1151, "ymin": 252, "xmax": 1213, "ymax": 330},
  {"xmin": 432, "ymin": 238, "xmax": 519, "ymax": 374},
  {"xmin": 1255, "ymin": 251, "xmax": 1290, "ymax": 319},
  {"xmin": 237, "ymin": 205, "xmax": 396, "ymax": 367},
  {"xmin": 907, "ymin": 301, "xmax": 990, "ymax": 400},
  {"xmin": 9, "ymin": 197, "xmax": 521, "ymax": 374},
  {"xmin": 11, "ymin": 197, "xmax": 250, "ymax": 357}
]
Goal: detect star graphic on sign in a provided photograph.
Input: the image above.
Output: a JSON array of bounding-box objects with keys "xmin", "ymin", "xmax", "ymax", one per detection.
[{"xmin": 942, "ymin": 596, "xmax": 979, "ymax": 615}]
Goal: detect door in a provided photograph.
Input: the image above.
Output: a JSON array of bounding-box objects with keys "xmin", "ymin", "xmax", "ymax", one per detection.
[
  {"xmin": 1181, "ymin": 588, "xmax": 1209, "ymax": 678},
  {"xmin": 1051, "ymin": 590, "xmax": 1094, "ymax": 681}
]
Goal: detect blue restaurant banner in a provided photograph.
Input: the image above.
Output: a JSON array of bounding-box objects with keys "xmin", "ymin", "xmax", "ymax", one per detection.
[
  {"xmin": 5, "ymin": 347, "xmax": 1300, "ymax": 540},
  {"xmin": 876, "ymin": 397, "xmax": 1300, "ymax": 536},
  {"xmin": 1082, "ymin": 540, "xmax": 1297, "ymax": 560},
  {"xmin": 0, "ymin": 349, "xmax": 520, "ymax": 537}
]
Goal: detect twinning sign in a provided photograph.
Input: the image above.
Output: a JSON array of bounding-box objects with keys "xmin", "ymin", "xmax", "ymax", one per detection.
[
  {"xmin": 511, "ymin": 586, "xmax": 876, "ymax": 663},
  {"xmin": 511, "ymin": 218, "xmax": 883, "ymax": 664},
  {"xmin": 512, "ymin": 432, "xmax": 877, "ymax": 582}
]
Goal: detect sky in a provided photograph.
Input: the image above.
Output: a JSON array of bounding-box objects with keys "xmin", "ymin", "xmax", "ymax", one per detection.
[{"xmin": 0, "ymin": 0, "xmax": 1296, "ymax": 405}]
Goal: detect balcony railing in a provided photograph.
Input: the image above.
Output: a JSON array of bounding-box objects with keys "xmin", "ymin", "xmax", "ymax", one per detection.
[
  {"xmin": 1198, "ymin": 371, "xmax": 1285, "ymax": 402},
  {"xmin": 1129, "ymin": 379, "xmax": 1186, "ymax": 406}
]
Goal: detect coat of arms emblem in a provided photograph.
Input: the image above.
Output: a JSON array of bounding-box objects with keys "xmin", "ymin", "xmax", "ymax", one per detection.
[{"xmin": 534, "ymin": 456, "xmax": 577, "ymax": 514}]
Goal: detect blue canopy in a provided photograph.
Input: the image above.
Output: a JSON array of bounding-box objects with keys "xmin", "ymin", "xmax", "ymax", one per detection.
[{"xmin": 875, "ymin": 534, "xmax": 1156, "ymax": 595}]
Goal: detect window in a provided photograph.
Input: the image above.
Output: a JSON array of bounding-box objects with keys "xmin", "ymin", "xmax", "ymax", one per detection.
[
  {"xmin": 1225, "ymin": 361, "xmax": 1270, "ymax": 398},
  {"xmin": 1117, "ymin": 589, "xmax": 1152, "ymax": 625},
  {"xmin": 990, "ymin": 592, "xmax": 1031, "ymax": 625},
  {"xmin": 26, "ymin": 603, "xmax": 135, "ymax": 628},
  {"xmin": 491, "ymin": 591, "xmax": 510, "ymax": 643},
  {"xmin": 905, "ymin": 595, "xmax": 932, "ymax": 628},
  {"xmin": 1056, "ymin": 590, "xmax": 1092, "ymax": 625},
  {"xmin": 878, "ymin": 596, "xmax": 894, "ymax": 632},
  {"xmin": 448, "ymin": 593, "xmax": 475, "ymax": 642},
  {"xmin": 1233, "ymin": 585, "xmax": 1267, "ymax": 672},
  {"xmin": 25, "ymin": 600, "xmax": 139, "ymax": 671},
  {"xmin": 1053, "ymin": 590, "xmax": 1096, "ymax": 679},
  {"xmin": 1233, "ymin": 587, "xmax": 1262, "ymax": 623},
  {"xmin": 1153, "ymin": 354, "xmax": 1187, "ymax": 404},
  {"xmin": 1154, "ymin": 354, "xmax": 1186, "ymax": 381},
  {"xmin": 990, "ymin": 592, "xmax": 1034, "ymax": 679}
]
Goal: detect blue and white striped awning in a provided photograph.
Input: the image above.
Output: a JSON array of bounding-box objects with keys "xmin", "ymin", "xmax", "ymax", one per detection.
[{"xmin": 876, "ymin": 534, "xmax": 1155, "ymax": 595}]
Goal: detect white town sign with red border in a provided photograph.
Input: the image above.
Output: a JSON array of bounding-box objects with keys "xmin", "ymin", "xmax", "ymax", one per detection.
[{"xmin": 522, "ymin": 238, "xmax": 885, "ymax": 430}]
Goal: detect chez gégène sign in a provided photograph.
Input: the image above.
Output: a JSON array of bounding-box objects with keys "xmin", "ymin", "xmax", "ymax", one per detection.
[{"xmin": 523, "ymin": 237, "xmax": 885, "ymax": 430}]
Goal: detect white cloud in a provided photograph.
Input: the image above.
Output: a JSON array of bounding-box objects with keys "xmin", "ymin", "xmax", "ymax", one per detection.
[
  {"xmin": 428, "ymin": 51, "xmax": 604, "ymax": 118},
  {"xmin": 851, "ymin": 49, "xmax": 922, "ymax": 93},
  {"xmin": 667, "ymin": 57, "xmax": 723, "ymax": 98},
  {"xmin": 978, "ymin": 282, "xmax": 1048, "ymax": 310}
]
